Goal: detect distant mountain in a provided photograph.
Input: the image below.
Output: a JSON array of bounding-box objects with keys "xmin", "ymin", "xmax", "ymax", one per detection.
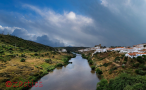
[{"xmin": 55, "ymin": 47, "xmax": 89, "ymax": 52}]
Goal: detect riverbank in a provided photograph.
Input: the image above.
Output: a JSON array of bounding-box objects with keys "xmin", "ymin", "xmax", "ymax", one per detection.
[
  {"xmin": 0, "ymin": 51, "xmax": 75, "ymax": 90},
  {"xmin": 79, "ymin": 50, "xmax": 146, "ymax": 90},
  {"xmin": 31, "ymin": 53, "xmax": 99, "ymax": 90}
]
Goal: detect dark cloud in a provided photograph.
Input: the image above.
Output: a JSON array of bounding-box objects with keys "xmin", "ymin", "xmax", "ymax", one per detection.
[
  {"xmin": 11, "ymin": 29, "xmax": 30, "ymax": 39},
  {"xmin": 69, "ymin": 0, "xmax": 146, "ymax": 46},
  {"xmin": 1, "ymin": 0, "xmax": 146, "ymax": 47},
  {"xmin": 35, "ymin": 35, "xmax": 65, "ymax": 47}
]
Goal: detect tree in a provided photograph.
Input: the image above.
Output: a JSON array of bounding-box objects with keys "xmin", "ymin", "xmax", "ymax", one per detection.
[{"xmin": 137, "ymin": 56, "xmax": 144, "ymax": 63}]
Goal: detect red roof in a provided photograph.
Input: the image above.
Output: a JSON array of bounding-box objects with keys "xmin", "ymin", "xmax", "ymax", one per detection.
[
  {"xmin": 108, "ymin": 48, "xmax": 114, "ymax": 50},
  {"xmin": 115, "ymin": 47, "xmax": 125, "ymax": 48}
]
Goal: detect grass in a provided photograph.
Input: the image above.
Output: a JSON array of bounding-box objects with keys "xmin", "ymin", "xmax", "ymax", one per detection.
[{"xmin": 0, "ymin": 34, "xmax": 75, "ymax": 90}]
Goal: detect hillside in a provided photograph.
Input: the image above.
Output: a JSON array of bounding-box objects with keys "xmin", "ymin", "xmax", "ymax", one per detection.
[
  {"xmin": 0, "ymin": 34, "xmax": 75, "ymax": 90},
  {"xmin": 80, "ymin": 50, "xmax": 146, "ymax": 90},
  {"xmin": 0, "ymin": 34, "xmax": 55, "ymax": 52}
]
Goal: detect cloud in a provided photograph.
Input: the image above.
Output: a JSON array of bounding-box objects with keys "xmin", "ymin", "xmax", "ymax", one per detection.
[
  {"xmin": 0, "ymin": 4, "xmax": 97, "ymax": 47},
  {"xmin": 68, "ymin": 0, "xmax": 146, "ymax": 46},
  {"xmin": 1, "ymin": 1, "xmax": 146, "ymax": 47},
  {"xmin": 35, "ymin": 35, "xmax": 65, "ymax": 47},
  {"xmin": 0, "ymin": 25, "xmax": 19, "ymax": 34}
]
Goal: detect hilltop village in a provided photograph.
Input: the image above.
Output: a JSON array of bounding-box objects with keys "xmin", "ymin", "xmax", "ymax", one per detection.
[
  {"xmin": 78, "ymin": 43, "xmax": 146, "ymax": 89},
  {"xmin": 78, "ymin": 43, "xmax": 146, "ymax": 58}
]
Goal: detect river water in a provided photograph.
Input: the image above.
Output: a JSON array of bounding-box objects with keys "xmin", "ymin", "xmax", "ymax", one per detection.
[{"xmin": 31, "ymin": 54, "xmax": 100, "ymax": 90}]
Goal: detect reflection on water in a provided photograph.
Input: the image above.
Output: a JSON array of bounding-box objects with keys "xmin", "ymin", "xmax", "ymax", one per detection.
[{"xmin": 31, "ymin": 54, "xmax": 100, "ymax": 90}]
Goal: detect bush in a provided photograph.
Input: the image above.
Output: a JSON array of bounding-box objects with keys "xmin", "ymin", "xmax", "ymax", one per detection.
[
  {"xmin": 46, "ymin": 67, "xmax": 55, "ymax": 71},
  {"xmin": 20, "ymin": 58, "xmax": 25, "ymax": 62},
  {"xmin": 142, "ymin": 66, "xmax": 146, "ymax": 70},
  {"xmin": 96, "ymin": 73, "xmax": 146, "ymax": 90},
  {"xmin": 137, "ymin": 56, "xmax": 144, "ymax": 63},
  {"xmin": 123, "ymin": 61, "xmax": 127, "ymax": 64},
  {"xmin": 103, "ymin": 63, "xmax": 110, "ymax": 67},
  {"xmin": 0, "ymin": 50, "xmax": 4, "ymax": 56},
  {"xmin": 0, "ymin": 57, "xmax": 5, "ymax": 62},
  {"xmin": 124, "ymin": 56, "xmax": 128, "ymax": 61},
  {"xmin": 135, "ymin": 69, "xmax": 146, "ymax": 75},
  {"xmin": 45, "ymin": 59, "xmax": 52, "ymax": 63},
  {"xmin": 96, "ymin": 68, "xmax": 103, "ymax": 75},
  {"xmin": 34, "ymin": 53, "xmax": 38, "ymax": 56},
  {"xmin": 122, "ymin": 66, "xmax": 125, "ymax": 68},
  {"xmin": 112, "ymin": 67, "xmax": 117, "ymax": 70},
  {"xmin": 89, "ymin": 60, "xmax": 93, "ymax": 65},
  {"xmin": 133, "ymin": 63, "xmax": 140, "ymax": 68},
  {"xmin": 56, "ymin": 63, "xmax": 63, "ymax": 67},
  {"xmin": 21, "ymin": 54, "xmax": 25, "ymax": 57},
  {"xmin": 96, "ymin": 79, "xmax": 109, "ymax": 90},
  {"xmin": 91, "ymin": 66, "xmax": 95, "ymax": 70}
]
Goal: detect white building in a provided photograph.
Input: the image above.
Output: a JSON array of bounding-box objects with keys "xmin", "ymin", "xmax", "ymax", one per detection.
[{"xmin": 62, "ymin": 49, "xmax": 67, "ymax": 52}]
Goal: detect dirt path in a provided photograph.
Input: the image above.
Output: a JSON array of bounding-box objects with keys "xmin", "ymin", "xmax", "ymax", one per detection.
[{"xmin": 105, "ymin": 58, "xmax": 121, "ymax": 67}]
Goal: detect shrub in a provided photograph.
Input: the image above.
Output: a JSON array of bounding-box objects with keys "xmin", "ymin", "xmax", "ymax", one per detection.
[
  {"xmin": 96, "ymin": 68, "xmax": 103, "ymax": 75},
  {"xmin": 63, "ymin": 58, "xmax": 69, "ymax": 64},
  {"xmin": 124, "ymin": 56, "xmax": 128, "ymax": 61},
  {"xmin": 45, "ymin": 59, "xmax": 52, "ymax": 63},
  {"xmin": 34, "ymin": 49, "xmax": 38, "ymax": 52},
  {"xmin": 56, "ymin": 63, "xmax": 63, "ymax": 67},
  {"xmin": 133, "ymin": 63, "xmax": 140, "ymax": 68},
  {"xmin": 91, "ymin": 66, "xmax": 95, "ymax": 70},
  {"xmin": 137, "ymin": 56, "xmax": 144, "ymax": 63},
  {"xmin": 142, "ymin": 66, "xmax": 146, "ymax": 70},
  {"xmin": 0, "ymin": 50, "xmax": 4, "ymax": 56},
  {"xmin": 47, "ymin": 67, "xmax": 55, "ymax": 71},
  {"xmin": 103, "ymin": 63, "xmax": 110, "ymax": 67},
  {"xmin": 112, "ymin": 67, "xmax": 117, "ymax": 70},
  {"xmin": 34, "ymin": 53, "xmax": 38, "ymax": 56},
  {"xmin": 96, "ymin": 79, "xmax": 109, "ymax": 90},
  {"xmin": 20, "ymin": 58, "xmax": 25, "ymax": 62},
  {"xmin": 0, "ymin": 57, "xmax": 5, "ymax": 62},
  {"xmin": 46, "ymin": 53, "xmax": 49, "ymax": 55},
  {"xmin": 89, "ymin": 60, "xmax": 93, "ymax": 65},
  {"xmin": 139, "ymin": 64, "xmax": 145, "ymax": 68},
  {"xmin": 122, "ymin": 66, "xmax": 125, "ymax": 68},
  {"xmin": 123, "ymin": 61, "xmax": 127, "ymax": 64},
  {"xmin": 21, "ymin": 54, "xmax": 25, "ymax": 57},
  {"xmin": 135, "ymin": 69, "xmax": 146, "ymax": 75}
]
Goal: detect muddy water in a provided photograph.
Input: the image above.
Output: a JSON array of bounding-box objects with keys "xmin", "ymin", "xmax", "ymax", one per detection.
[{"xmin": 31, "ymin": 54, "xmax": 100, "ymax": 90}]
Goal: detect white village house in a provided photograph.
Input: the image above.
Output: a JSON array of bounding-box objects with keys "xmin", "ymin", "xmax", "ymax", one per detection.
[{"xmin": 78, "ymin": 43, "xmax": 146, "ymax": 58}]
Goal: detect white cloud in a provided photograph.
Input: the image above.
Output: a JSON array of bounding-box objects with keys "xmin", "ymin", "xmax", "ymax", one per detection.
[
  {"xmin": 22, "ymin": 4, "xmax": 97, "ymax": 46},
  {"xmin": 0, "ymin": 25, "xmax": 21, "ymax": 34},
  {"xmin": 66, "ymin": 11, "xmax": 76, "ymax": 20}
]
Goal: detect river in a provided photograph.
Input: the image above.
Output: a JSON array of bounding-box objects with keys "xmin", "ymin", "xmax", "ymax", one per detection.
[{"xmin": 31, "ymin": 54, "xmax": 100, "ymax": 90}]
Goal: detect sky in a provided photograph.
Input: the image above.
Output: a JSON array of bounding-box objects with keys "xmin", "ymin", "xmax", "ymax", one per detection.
[{"xmin": 0, "ymin": 0, "xmax": 146, "ymax": 47}]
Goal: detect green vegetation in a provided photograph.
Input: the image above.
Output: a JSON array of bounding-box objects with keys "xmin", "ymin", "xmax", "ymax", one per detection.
[
  {"xmin": 103, "ymin": 62, "xmax": 110, "ymax": 67},
  {"xmin": 20, "ymin": 58, "xmax": 25, "ymax": 62},
  {"xmin": 91, "ymin": 65, "xmax": 95, "ymax": 70},
  {"xmin": 137, "ymin": 56, "xmax": 144, "ymax": 63},
  {"xmin": 96, "ymin": 68, "xmax": 103, "ymax": 75},
  {"xmin": 96, "ymin": 73, "xmax": 146, "ymax": 90},
  {"xmin": 89, "ymin": 60, "xmax": 93, "ymax": 65},
  {"xmin": 56, "ymin": 63, "xmax": 63, "ymax": 67},
  {"xmin": 0, "ymin": 34, "xmax": 74, "ymax": 90},
  {"xmin": 45, "ymin": 59, "xmax": 52, "ymax": 63}
]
